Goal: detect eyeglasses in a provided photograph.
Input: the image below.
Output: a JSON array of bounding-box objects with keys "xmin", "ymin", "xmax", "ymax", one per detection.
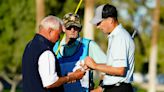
[{"xmin": 66, "ymin": 26, "xmax": 81, "ymax": 31}]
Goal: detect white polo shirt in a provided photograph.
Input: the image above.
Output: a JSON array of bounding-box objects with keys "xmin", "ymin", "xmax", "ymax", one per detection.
[
  {"xmin": 38, "ymin": 50, "xmax": 59, "ymax": 87},
  {"xmin": 103, "ymin": 24, "xmax": 135, "ymax": 85}
]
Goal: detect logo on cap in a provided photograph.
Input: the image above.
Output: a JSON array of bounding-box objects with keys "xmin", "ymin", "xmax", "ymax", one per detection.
[{"xmin": 63, "ymin": 13, "xmax": 82, "ymax": 28}]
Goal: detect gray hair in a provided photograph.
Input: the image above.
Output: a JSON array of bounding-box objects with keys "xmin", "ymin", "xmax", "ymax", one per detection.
[{"xmin": 39, "ymin": 15, "xmax": 63, "ymax": 31}]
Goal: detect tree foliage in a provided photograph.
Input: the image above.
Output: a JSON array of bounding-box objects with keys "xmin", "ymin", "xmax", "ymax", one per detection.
[
  {"xmin": 0, "ymin": 0, "xmax": 35, "ymax": 72},
  {"xmin": 0, "ymin": 0, "xmax": 35, "ymax": 91}
]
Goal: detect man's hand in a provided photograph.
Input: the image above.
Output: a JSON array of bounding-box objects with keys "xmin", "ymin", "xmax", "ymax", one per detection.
[
  {"xmin": 84, "ymin": 56, "xmax": 97, "ymax": 69},
  {"xmin": 80, "ymin": 62, "xmax": 90, "ymax": 71},
  {"xmin": 67, "ymin": 72, "xmax": 76, "ymax": 83},
  {"xmin": 67, "ymin": 69, "xmax": 85, "ymax": 82},
  {"xmin": 46, "ymin": 69, "xmax": 84, "ymax": 88}
]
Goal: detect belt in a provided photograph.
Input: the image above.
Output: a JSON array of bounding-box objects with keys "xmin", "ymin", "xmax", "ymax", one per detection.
[{"xmin": 102, "ymin": 82, "xmax": 129, "ymax": 88}]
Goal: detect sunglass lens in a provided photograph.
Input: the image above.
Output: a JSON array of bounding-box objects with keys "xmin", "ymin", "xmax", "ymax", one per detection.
[{"xmin": 66, "ymin": 26, "xmax": 80, "ymax": 31}]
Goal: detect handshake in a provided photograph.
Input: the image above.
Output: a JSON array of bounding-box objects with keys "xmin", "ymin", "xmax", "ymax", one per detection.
[
  {"xmin": 67, "ymin": 57, "xmax": 97, "ymax": 88},
  {"xmin": 66, "ymin": 57, "xmax": 103, "ymax": 92}
]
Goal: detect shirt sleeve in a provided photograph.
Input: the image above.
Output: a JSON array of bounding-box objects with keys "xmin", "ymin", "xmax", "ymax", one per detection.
[
  {"xmin": 38, "ymin": 50, "xmax": 59, "ymax": 87},
  {"xmin": 111, "ymin": 37, "xmax": 127, "ymax": 67},
  {"xmin": 89, "ymin": 41, "xmax": 107, "ymax": 64}
]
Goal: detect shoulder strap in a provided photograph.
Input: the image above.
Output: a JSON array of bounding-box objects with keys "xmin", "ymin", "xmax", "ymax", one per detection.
[{"xmin": 53, "ymin": 40, "xmax": 60, "ymax": 55}]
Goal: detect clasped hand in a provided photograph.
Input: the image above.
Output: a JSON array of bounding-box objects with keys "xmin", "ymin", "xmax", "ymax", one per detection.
[{"xmin": 84, "ymin": 56, "xmax": 97, "ymax": 70}]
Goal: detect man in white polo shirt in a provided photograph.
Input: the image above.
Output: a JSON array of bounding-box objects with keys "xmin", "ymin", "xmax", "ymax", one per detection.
[{"xmin": 84, "ymin": 4, "xmax": 135, "ymax": 92}]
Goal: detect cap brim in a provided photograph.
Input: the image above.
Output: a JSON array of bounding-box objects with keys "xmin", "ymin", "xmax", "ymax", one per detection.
[{"xmin": 90, "ymin": 16, "xmax": 103, "ymax": 25}]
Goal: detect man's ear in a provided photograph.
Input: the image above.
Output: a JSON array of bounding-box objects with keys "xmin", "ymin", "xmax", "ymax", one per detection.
[
  {"xmin": 62, "ymin": 25, "xmax": 66, "ymax": 32},
  {"xmin": 107, "ymin": 17, "xmax": 113, "ymax": 24},
  {"xmin": 48, "ymin": 28, "xmax": 54, "ymax": 35},
  {"xmin": 108, "ymin": 18, "xmax": 113, "ymax": 24},
  {"xmin": 111, "ymin": 18, "xmax": 115, "ymax": 24}
]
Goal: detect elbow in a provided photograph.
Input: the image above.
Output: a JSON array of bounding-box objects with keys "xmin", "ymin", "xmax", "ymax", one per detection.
[
  {"xmin": 46, "ymin": 86, "xmax": 51, "ymax": 89},
  {"xmin": 46, "ymin": 86, "xmax": 53, "ymax": 89}
]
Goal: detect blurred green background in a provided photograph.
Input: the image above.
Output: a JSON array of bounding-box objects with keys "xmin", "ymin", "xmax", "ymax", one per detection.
[{"xmin": 0, "ymin": 0, "xmax": 164, "ymax": 92}]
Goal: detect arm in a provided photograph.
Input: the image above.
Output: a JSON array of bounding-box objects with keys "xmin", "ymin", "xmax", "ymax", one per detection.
[
  {"xmin": 85, "ymin": 57, "xmax": 125, "ymax": 76},
  {"xmin": 86, "ymin": 36, "xmax": 128, "ymax": 76},
  {"xmin": 46, "ymin": 70, "xmax": 85, "ymax": 88},
  {"xmin": 38, "ymin": 50, "xmax": 85, "ymax": 89},
  {"xmin": 93, "ymin": 64, "xmax": 125, "ymax": 76},
  {"xmin": 46, "ymin": 76, "xmax": 69, "ymax": 88}
]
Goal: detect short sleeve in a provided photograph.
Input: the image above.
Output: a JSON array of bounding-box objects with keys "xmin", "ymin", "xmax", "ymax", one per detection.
[{"xmin": 38, "ymin": 50, "xmax": 59, "ymax": 87}]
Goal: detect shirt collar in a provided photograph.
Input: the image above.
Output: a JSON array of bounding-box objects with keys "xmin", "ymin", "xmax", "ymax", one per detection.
[{"xmin": 107, "ymin": 24, "xmax": 122, "ymax": 38}]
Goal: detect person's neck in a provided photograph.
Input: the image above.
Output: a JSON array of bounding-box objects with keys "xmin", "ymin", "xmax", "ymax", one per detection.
[
  {"xmin": 37, "ymin": 31, "xmax": 49, "ymax": 40},
  {"xmin": 110, "ymin": 22, "xmax": 119, "ymax": 33},
  {"xmin": 66, "ymin": 38, "xmax": 76, "ymax": 46}
]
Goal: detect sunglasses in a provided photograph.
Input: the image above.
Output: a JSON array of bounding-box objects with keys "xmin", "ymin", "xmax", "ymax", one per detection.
[
  {"xmin": 66, "ymin": 26, "xmax": 81, "ymax": 31},
  {"xmin": 96, "ymin": 21, "xmax": 102, "ymax": 26}
]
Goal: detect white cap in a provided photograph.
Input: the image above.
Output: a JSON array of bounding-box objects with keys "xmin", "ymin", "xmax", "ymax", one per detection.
[{"xmin": 90, "ymin": 4, "xmax": 105, "ymax": 25}]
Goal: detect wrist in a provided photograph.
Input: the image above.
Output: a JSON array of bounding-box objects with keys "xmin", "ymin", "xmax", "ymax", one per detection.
[
  {"xmin": 68, "ymin": 74, "xmax": 75, "ymax": 81},
  {"xmin": 93, "ymin": 64, "xmax": 97, "ymax": 70},
  {"xmin": 66, "ymin": 76, "xmax": 70, "ymax": 82}
]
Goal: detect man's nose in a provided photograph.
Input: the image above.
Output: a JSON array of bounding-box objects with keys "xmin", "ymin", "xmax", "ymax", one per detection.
[{"xmin": 70, "ymin": 28, "xmax": 76, "ymax": 32}]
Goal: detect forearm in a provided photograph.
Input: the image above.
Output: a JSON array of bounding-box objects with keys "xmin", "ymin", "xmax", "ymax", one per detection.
[
  {"xmin": 46, "ymin": 70, "xmax": 85, "ymax": 88},
  {"xmin": 94, "ymin": 64, "xmax": 125, "ymax": 76},
  {"xmin": 46, "ymin": 76, "xmax": 69, "ymax": 88},
  {"xmin": 72, "ymin": 69, "xmax": 85, "ymax": 80}
]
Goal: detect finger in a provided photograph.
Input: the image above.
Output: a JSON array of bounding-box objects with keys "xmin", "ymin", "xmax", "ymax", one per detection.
[{"xmin": 83, "ymin": 65, "xmax": 88, "ymax": 70}]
